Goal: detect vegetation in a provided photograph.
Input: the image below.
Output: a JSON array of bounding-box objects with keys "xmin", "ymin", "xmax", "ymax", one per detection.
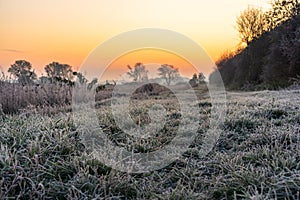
[
  {"xmin": 189, "ymin": 73, "xmax": 206, "ymax": 87},
  {"xmin": 8, "ymin": 60, "xmax": 37, "ymax": 85},
  {"xmin": 0, "ymin": 79, "xmax": 72, "ymax": 115},
  {"xmin": 157, "ymin": 64, "xmax": 179, "ymax": 85},
  {"xmin": 127, "ymin": 63, "xmax": 149, "ymax": 82},
  {"xmin": 0, "ymin": 1, "xmax": 299, "ymax": 199},
  {"xmin": 1, "ymin": 60, "xmax": 204, "ymax": 115},
  {"xmin": 210, "ymin": 0, "xmax": 300, "ymax": 90},
  {"xmin": 236, "ymin": 6, "xmax": 268, "ymax": 46},
  {"xmin": 0, "ymin": 89, "xmax": 299, "ymax": 199},
  {"xmin": 44, "ymin": 62, "xmax": 75, "ymax": 84}
]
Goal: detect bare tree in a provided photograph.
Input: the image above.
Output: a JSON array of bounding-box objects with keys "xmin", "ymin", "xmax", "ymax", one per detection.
[
  {"xmin": 157, "ymin": 64, "xmax": 179, "ymax": 85},
  {"xmin": 8, "ymin": 60, "xmax": 37, "ymax": 85},
  {"xmin": 267, "ymin": 0, "xmax": 300, "ymax": 29},
  {"xmin": 127, "ymin": 63, "xmax": 148, "ymax": 82},
  {"xmin": 236, "ymin": 6, "xmax": 268, "ymax": 45}
]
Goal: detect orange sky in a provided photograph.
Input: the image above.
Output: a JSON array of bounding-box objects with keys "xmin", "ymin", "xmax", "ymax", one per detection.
[
  {"xmin": 102, "ymin": 49, "xmax": 200, "ymax": 81},
  {"xmin": 0, "ymin": 0, "xmax": 272, "ymax": 79}
]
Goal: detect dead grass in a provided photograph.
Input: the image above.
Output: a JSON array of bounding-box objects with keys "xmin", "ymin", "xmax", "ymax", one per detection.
[{"xmin": 0, "ymin": 81, "xmax": 72, "ymax": 115}]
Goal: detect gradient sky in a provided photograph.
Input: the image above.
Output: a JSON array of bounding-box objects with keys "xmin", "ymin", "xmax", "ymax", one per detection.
[{"xmin": 0, "ymin": 0, "xmax": 271, "ymax": 79}]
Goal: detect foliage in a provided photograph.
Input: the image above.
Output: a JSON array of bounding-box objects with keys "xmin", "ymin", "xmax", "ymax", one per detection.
[
  {"xmin": 8, "ymin": 60, "xmax": 37, "ymax": 85},
  {"xmin": 45, "ymin": 62, "xmax": 74, "ymax": 83},
  {"xmin": 189, "ymin": 73, "xmax": 206, "ymax": 87},
  {"xmin": 189, "ymin": 73, "xmax": 198, "ymax": 87},
  {"xmin": 74, "ymin": 72, "xmax": 88, "ymax": 85}
]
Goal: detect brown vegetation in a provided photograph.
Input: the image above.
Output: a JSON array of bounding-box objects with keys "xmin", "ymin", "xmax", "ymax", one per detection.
[{"xmin": 0, "ymin": 81, "xmax": 72, "ymax": 114}]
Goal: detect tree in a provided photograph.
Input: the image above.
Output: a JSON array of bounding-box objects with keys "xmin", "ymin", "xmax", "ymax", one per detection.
[
  {"xmin": 45, "ymin": 62, "xmax": 74, "ymax": 82},
  {"xmin": 210, "ymin": 0, "xmax": 300, "ymax": 89},
  {"xmin": 236, "ymin": 6, "xmax": 268, "ymax": 45},
  {"xmin": 262, "ymin": 13, "xmax": 300, "ymax": 87},
  {"xmin": 157, "ymin": 64, "xmax": 179, "ymax": 85},
  {"xmin": 279, "ymin": 14, "xmax": 300, "ymax": 76},
  {"xmin": 189, "ymin": 73, "xmax": 198, "ymax": 87},
  {"xmin": 198, "ymin": 72, "xmax": 206, "ymax": 83},
  {"xmin": 75, "ymin": 72, "xmax": 88, "ymax": 85},
  {"xmin": 267, "ymin": 0, "xmax": 300, "ymax": 29},
  {"xmin": 127, "ymin": 63, "xmax": 148, "ymax": 82},
  {"xmin": 189, "ymin": 73, "xmax": 206, "ymax": 87},
  {"xmin": 8, "ymin": 60, "xmax": 37, "ymax": 85},
  {"xmin": 88, "ymin": 78, "xmax": 98, "ymax": 90}
]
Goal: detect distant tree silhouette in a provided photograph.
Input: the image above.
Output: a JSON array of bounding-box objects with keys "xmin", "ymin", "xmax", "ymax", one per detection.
[
  {"xmin": 127, "ymin": 63, "xmax": 148, "ymax": 82},
  {"xmin": 189, "ymin": 73, "xmax": 198, "ymax": 87},
  {"xmin": 8, "ymin": 60, "xmax": 37, "ymax": 85},
  {"xmin": 198, "ymin": 72, "xmax": 206, "ymax": 83},
  {"xmin": 157, "ymin": 64, "xmax": 179, "ymax": 85},
  {"xmin": 88, "ymin": 78, "xmax": 98, "ymax": 90},
  {"xmin": 236, "ymin": 6, "xmax": 268, "ymax": 45},
  {"xmin": 189, "ymin": 72, "xmax": 206, "ymax": 87},
  {"xmin": 45, "ymin": 62, "xmax": 74, "ymax": 83},
  {"xmin": 74, "ymin": 72, "xmax": 88, "ymax": 84}
]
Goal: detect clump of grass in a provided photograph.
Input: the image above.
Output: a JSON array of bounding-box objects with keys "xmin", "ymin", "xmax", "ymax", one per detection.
[
  {"xmin": 256, "ymin": 108, "xmax": 288, "ymax": 120},
  {"xmin": 265, "ymin": 109, "xmax": 287, "ymax": 119},
  {"xmin": 223, "ymin": 118, "xmax": 256, "ymax": 134},
  {"xmin": 198, "ymin": 101, "xmax": 212, "ymax": 107}
]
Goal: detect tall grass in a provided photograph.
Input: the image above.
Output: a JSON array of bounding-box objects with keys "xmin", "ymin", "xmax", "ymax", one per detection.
[{"xmin": 0, "ymin": 71, "xmax": 73, "ymax": 115}]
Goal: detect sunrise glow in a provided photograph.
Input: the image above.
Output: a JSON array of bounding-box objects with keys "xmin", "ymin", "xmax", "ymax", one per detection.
[{"xmin": 0, "ymin": 0, "xmax": 271, "ymax": 79}]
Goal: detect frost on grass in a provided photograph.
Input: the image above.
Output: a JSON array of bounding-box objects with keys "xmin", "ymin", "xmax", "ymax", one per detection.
[{"xmin": 0, "ymin": 89, "xmax": 299, "ymax": 199}]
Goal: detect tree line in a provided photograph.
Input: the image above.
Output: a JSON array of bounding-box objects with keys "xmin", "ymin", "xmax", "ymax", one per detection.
[
  {"xmin": 236, "ymin": 0, "xmax": 299, "ymax": 46},
  {"xmin": 126, "ymin": 63, "xmax": 206, "ymax": 86},
  {"xmin": 210, "ymin": 0, "xmax": 300, "ymax": 90},
  {"xmin": 126, "ymin": 63, "xmax": 180, "ymax": 85},
  {"xmin": 4, "ymin": 60, "xmax": 205, "ymax": 87},
  {"xmin": 6, "ymin": 60, "xmax": 83, "ymax": 85}
]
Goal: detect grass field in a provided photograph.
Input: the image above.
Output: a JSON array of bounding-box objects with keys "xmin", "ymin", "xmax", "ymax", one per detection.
[{"xmin": 0, "ymin": 87, "xmax": 300, "ymax": 199}]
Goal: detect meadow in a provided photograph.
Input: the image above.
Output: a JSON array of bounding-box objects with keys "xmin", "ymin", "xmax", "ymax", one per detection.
[
  {"xmin": 1, "ymin": 0, "xmax": 299, "ymax": 199},
  {"xmin": 0, "ymin": 82, "xmax": 299, "ymax": 199}
]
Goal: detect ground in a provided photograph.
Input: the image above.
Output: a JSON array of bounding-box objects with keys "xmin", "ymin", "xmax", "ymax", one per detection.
[{"xmin": 0, "ymin": 88, "xmax": 299, "ymax": 199}]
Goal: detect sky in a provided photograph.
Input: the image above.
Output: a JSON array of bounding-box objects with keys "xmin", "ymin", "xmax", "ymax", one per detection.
[{"xmin": 0, "ymin": 0, "xmax": 271, "ymax": 80}]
